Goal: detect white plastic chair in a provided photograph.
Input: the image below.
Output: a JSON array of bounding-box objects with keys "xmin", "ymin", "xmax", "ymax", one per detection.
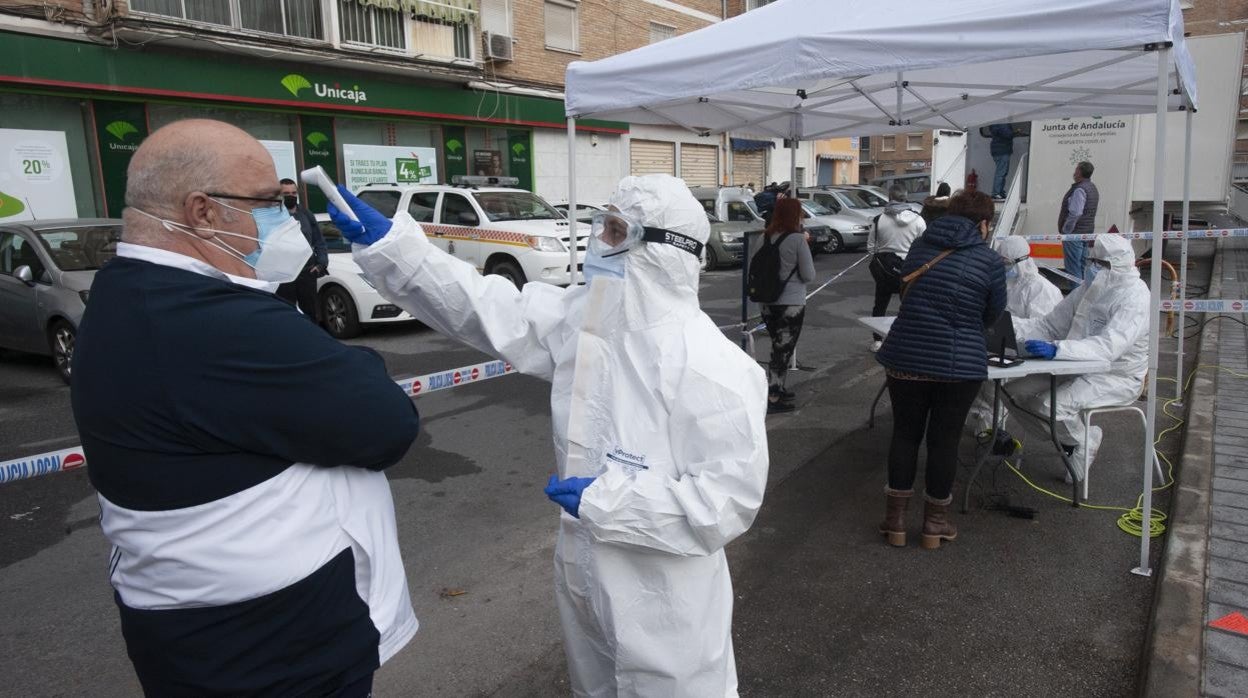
[{"xmin": 1080, "ymin": 404, "xmax": 1166, "ymax": 500}]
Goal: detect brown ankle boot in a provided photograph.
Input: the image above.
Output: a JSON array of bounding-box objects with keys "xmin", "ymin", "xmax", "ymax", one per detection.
[
  {"xmin": 921, "ymin": 494, "xmax": 958, "ymax": 550},
  {"xmin": 878, "ymin": 488, "xmax": 912, "ymax": 547}
]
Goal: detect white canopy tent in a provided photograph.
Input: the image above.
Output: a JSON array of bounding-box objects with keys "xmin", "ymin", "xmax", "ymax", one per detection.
[{"xmin": 563, "ymin": 0, "xmax": 1198, "ymax": 575}]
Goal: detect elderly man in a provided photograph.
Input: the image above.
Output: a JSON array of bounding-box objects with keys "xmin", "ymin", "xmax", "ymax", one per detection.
[
  {"xmin": 1059, "ymin": 161, "xmax": 1100, "ymax": 280},
  {"xmin": 70, "ymin": 119, "xmax": 420, "ymax": 697},
  {"xmin": 1014, "ymin": 235, "xmax": 1149, "ymax": 475}
]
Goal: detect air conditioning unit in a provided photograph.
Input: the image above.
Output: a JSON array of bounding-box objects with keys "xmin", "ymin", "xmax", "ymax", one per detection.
[{"xmin": 484, "ymin": 31, "xmax": 514, "ymax": 61}]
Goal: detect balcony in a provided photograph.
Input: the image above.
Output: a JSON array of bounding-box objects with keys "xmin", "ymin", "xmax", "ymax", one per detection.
[{"xmin": 127, "ymin": 0, "xmax": 479, "ymax": 63}]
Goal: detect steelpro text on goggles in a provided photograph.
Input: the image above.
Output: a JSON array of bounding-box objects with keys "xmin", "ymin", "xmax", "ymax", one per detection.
[{"xmin": 588, "ymin": 211, "xmax": 704, "ymax": 260}]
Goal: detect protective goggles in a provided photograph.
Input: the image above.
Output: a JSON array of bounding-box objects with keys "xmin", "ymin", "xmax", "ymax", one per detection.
[
  {"xmin": 1002, "ymin": 254, "xmax": 1029, "ymax": 267},
  {"xmin": 1088, "ymin": 258, "xmax": 1112, "ymax": 270},
  {"xmin": 588, "ymin": 211, "xmax": 704, "ymax": 259}
]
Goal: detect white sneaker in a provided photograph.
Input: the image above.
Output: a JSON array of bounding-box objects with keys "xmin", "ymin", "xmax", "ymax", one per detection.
[
  {"xmin": 1064, "ymin": 426, "xmax": 1103, "ymax": 483},
  {"xmin": 870, "ymin": 340, "xmax": 883, "ymax": 353}
]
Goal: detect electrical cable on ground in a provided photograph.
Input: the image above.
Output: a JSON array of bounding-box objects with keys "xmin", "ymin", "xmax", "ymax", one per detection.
[{"xmin": 992, "ymin": 363, "xmax": 1247, "ymax": 538}]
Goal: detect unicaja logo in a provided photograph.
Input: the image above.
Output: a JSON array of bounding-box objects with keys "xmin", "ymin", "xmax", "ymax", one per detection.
[
  {"xmin": 281, "ymin": 73, "xmax": 368, "ymax": 104},
  {"xmin": 306, "ymin": 132, "xmax": 330, "ymax": 148},
  {"xmin": 105, "ymin": 120, "xmax": 141, "ymax": 152}
]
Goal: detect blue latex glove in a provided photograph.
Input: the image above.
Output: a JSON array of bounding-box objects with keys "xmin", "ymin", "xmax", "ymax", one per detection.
[
  {"xmin": 1024, "ymin": 339, "xmax": 1057, "ymax": 360},
  {"xmin": 544, "ymin": 474, "xmax": 596, "ymax": 518},
  {"xmin": 326, "ymin": 184, "xmax": 393, "ymax": 246}
]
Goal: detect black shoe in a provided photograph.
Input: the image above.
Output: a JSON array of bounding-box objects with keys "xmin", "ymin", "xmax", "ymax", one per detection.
[{"xmin": 778, "ymin": 388, "xmax": 795, "ymax": 400}]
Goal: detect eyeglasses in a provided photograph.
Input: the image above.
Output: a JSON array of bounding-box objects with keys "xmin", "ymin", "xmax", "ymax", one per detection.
[{"xmin": 204, "ymin": 192, "xmax": 284, "ymax": 205}]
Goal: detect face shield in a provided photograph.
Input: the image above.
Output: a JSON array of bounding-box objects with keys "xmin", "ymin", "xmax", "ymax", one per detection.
[{"xmin": 587, "ymin": 210, "xmax": 704, "ymax": 261}]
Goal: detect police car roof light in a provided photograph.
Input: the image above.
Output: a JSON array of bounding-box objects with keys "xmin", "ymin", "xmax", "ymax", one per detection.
[{"xmin": 451, "ymin": 175, "xmax": 521, "ymax": 188}]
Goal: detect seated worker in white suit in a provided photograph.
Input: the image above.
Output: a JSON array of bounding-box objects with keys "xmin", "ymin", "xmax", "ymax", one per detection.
[
  {"xmin": 1010, "ymin": 234, "xmax": 1149, "ymax": 477},
  {"xmin": 329, "ymin": 173, "xmax": 770, "ymax": 697},
  {"xmin": 968, "ymin": 235, "xmax": 1063, "ymax": 433}
]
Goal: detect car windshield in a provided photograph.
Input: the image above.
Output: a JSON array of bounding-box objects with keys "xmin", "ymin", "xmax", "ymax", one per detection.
[
  {"xmin": 357, "ymin": 191, "xmax": 400, "ymax": 217},
  {"xmin": 803, "ymin": 201, "xmax": 833, "ymax": 216},
  {"xmin": 838, "ymin": 189, "xmax": 887, "ymax": 209},
  {"xmin": 475, "ymin": 192, "xmax": 561, "ymax": 222},
  {"xmin": 34, "ymin": 225, "xmax": 121, "ymax": 271}
]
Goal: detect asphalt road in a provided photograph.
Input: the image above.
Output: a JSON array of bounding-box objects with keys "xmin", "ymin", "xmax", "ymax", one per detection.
[{"xmin": 0, "ymin": 241, "xmax": 1212, "ymax": 696}]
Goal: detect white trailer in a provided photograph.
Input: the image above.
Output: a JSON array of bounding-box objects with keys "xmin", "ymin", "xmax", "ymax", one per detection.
[{"xmin": 930, "ymin": 32, "xmax": 1244, "ymax": 266}]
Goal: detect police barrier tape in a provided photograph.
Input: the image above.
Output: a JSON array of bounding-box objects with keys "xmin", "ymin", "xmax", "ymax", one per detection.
[
  {"xmin": 1020, "ymin": 228, "xmax": 1248, "ymax": 243},
  {"xmin": 0, "ymin": 359, "xmax": 517, "ymax": 485},
  {"xmin": 1159, "ymin": 298, "xmax": 1248, "ymax": 313},
  {"xmin": 716, "ymin": 252, "xmax": 873, "ymax": 335}
]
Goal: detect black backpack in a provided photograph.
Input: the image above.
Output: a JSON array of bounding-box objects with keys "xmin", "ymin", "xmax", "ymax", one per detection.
[{"xmin": 747, "ymin": 232, "xmax": 797, "ymax": 303}]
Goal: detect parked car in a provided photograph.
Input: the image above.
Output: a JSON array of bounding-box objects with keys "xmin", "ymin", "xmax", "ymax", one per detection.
[
  {"xmin": 799, "ymin": 199, "xmax": 872, "ymax": 253},
  {"xmin": 870, "ymin": 173, "xmax": 932, "ymax": 204},
  {"xmin": 704, "ymin": 211, "xmax": 748, "ymax": 270},
  {"xmin": 314, "ymin": 214, "xmax": 417, "ymax": 339},
  {"xmin": 355, "ymin": 182, "xmax": 587, "ymax": 289},
  {"xmin": 689, "ymin": 186, "xmax": 833, "ymax": 255},
  {"xmin": 0, "ymin": 218, "xmax": 121, "ymax": 383}
]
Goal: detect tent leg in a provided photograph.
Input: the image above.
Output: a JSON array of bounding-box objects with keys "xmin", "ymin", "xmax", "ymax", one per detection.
[
  {"xmin": 1175, "ymin": 108, "xmax": 1193, "ymax": 405},
  {"xmin": 567, "ymin": 117, "xmax": 579, "ymax": 286},
  {"xmin": 789, "ymin": 137, "xmax": 799, "ymax": 371},
  {"xmin": 1135, "ymin": 46, "xmax": 1170, "ymax": 578}
]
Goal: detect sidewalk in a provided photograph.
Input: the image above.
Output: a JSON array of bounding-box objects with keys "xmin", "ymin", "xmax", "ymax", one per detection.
[{"xmin": 1145, "ymin": 237, "xmax": 1248, "ymax": 698}]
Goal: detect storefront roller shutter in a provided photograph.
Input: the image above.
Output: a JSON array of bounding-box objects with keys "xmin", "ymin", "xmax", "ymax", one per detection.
[
  {"xmin": 679, "ymin": 143, "xmax": 718, "ymax": 187},
  {"xmin": 630, "ymin": 139, "xmax": 675, "ymax": 176},
  {"xmin": 732, "ymin": 148, "xmax": 766, "ymax": 188}
]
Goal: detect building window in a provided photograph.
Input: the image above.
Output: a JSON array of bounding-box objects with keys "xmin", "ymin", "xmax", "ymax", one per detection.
[
  {"xmin": 746, "ymin": 0, "xmax": 776, "ymax": 9},
  {"xmin": 906, "ymin": 134, "xmax": 923, "ymax": 151},
  {"xmin": 411, "ymin": 16, "xmax": 474, "ymax": 60},
  {"xmin": 649, "ymin": 22, "xmax": 675, "ymax": 44},
  {"xmin": 338, "ymin": 0, "xmax": 405, "ymax": 50},
  {"xmin": 545, "ymin": 0, "xmax": 579, "ymax": 52},
  {"xmin": 881, "ymin": 136, "xmax": 895, "ymax": 151},
  {"xmin": 481, "ymin": 0, "xmax": 511, "ymax": 36},
  {"xmin": 130, "ymin": 0, "xmax": 325, "ymax": 40}
]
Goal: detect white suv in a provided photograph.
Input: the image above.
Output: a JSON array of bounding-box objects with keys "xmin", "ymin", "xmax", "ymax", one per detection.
[{"xmin": 355, "ymin": 183, "xmax": 587, "ymax": 288}]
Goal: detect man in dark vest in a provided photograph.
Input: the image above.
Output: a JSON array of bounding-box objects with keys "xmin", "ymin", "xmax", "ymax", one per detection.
[
  {"xmin": 1058, "ymin": 161, "xmax": 1099, "ymax": 280},
  {"xmin": 277, "ymin": 177, "xmax": 329, "ymax": 323}
]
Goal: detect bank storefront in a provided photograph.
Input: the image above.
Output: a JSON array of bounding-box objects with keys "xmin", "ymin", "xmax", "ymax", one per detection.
[{"xmin": 0, "ymin": 32, "xmax": 625, "ymax": 221}]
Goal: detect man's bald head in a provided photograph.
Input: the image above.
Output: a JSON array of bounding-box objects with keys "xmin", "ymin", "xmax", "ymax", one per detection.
[
  {"xmin": 125, "ymin": 120, "xmax": 270, "ymax": 215},
  {"xmin": 122, "ymin": 119, "xmax": 281, "ymax": 277}
]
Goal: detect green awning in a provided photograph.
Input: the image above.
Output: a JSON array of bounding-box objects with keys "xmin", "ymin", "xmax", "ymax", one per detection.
[{"xmin": 351, "ymin": 0, "xmax": 477, "ymax": 24}]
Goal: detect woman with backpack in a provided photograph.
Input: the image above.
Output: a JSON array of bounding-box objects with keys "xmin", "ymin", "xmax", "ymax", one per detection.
[
  {"xmin": 874, "ymin": 190, "xmax": 1007, "ymax": 549},
  {"xmin": 753, "ymin": 197, "xmax": 815, "ymax": 414}
]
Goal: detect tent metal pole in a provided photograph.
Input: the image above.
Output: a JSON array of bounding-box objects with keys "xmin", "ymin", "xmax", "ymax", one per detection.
[
  {"xmin": 789, "ymin": 129, "xmax": 799, "ymax": 371},
  {"xmin": 1135, "ymin": 46, "xmax": 1170, "ymax": 578},
  {"xmin": 567, "ymin": 117, "xmax": 579, "ymax": 286},
  {"xmin": 1176, "ymin": 107, "xmax": 1193, "ymax": 404}
]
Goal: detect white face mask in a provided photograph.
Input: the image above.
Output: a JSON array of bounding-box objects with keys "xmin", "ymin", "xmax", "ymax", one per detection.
[{"xmin": 134, "ymin": 202, "xmax": 311, "ymax": 283}]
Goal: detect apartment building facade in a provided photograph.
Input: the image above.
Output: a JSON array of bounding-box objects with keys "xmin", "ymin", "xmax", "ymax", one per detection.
[{"xmin": 0, "ymin": 0, "xmax": 847, "ymax": 222}]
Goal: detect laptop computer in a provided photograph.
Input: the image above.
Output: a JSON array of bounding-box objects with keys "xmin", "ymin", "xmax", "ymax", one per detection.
[{"xmin": 984, "ymin": 310, "xmax": 1026, "ymax": 368}]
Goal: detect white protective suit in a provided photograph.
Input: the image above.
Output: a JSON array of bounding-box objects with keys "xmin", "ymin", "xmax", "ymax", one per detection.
[
  {"xmin": 969, "ymin": 236, "xmax": 1064, "ymax": 432},
  {"xmin": 1011, "ymin": 234, "xmax": 1150, "ymax": 466},
  {"xmin": 353, "ymin": 174, "xmax": 769, "ymax": 697}
]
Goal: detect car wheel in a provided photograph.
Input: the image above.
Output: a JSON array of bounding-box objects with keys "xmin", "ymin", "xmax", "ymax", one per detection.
[
  {"xmin": 48, "ymin": 319, "xmax": 75, "ymax": 384},
  {"xmin": 705, "ymin": 246, "xmax": 720, "ymax": 271},
  {"xmin": 489, "ymin": 259, "xmax": 527, "ymax": 289},
  {"xmin": 320, "ymin": 285, "xmax": 362, "ymax": 339},
  {"xmin": 825, "ymin": 231, "xmax": 844, "ymax": 254}
]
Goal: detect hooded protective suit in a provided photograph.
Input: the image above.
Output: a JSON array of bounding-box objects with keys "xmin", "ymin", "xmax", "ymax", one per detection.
[
  {"xmin": 997, "ymin": 236, "xmax": 1062, "ymax": 319},
  {"xmin": 968, "ymin": 236, "xmax": 1065, "ymax": 433},
  {"xmin": 352, "ymin": 174, "xmax": 769, "ymax": 697},
  {"xmin": 1011, "ymin": 234, "xmax": 1149, "ymax": 466}
]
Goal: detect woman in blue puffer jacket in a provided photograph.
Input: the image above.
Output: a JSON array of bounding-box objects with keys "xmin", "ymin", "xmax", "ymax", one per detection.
[{"xmin": 875, "ymin": 190, "xmax": 1006, "ymax": 550}]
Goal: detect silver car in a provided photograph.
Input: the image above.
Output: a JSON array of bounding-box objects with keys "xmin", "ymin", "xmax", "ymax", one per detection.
[{"xmin": 0, "ymin": 219, "xmax": 122, "ymax": 383}]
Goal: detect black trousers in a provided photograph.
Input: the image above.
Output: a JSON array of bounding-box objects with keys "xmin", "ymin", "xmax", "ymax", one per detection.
[
  {"xmin": 886, "ymin": 377, "xmax": 982, "ymax": 499},
  {"xmin": 869, "ymin": 253, "xmax": 902, "ymax": 341},
  {"xmin": 278, "ymin": 265, "xmax": 320, "ymax": 324},
  {"xmin": 761, "ymin": 304, "xmax": 805, "ymax": 392}
]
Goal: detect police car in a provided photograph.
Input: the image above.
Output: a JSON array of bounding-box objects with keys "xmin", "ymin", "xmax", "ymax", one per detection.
[
  {"xmin": 315, "ymin": 213, "xmax": 417, "ymax": 339},
  {"xmin": 355, "ymin": 177, "xmax": 588, "ymax": 288}
]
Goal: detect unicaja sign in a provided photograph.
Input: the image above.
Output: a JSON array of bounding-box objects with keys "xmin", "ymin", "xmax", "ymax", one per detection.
[{"xmin": 281, "ymin": 74, "xmax": 368, "ymax": 104}]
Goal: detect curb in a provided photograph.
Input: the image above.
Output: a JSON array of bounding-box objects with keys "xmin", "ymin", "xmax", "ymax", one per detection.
[{"xmin": 1140, "ymin": 239, "xmax": 1223, "ymax": 696}]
